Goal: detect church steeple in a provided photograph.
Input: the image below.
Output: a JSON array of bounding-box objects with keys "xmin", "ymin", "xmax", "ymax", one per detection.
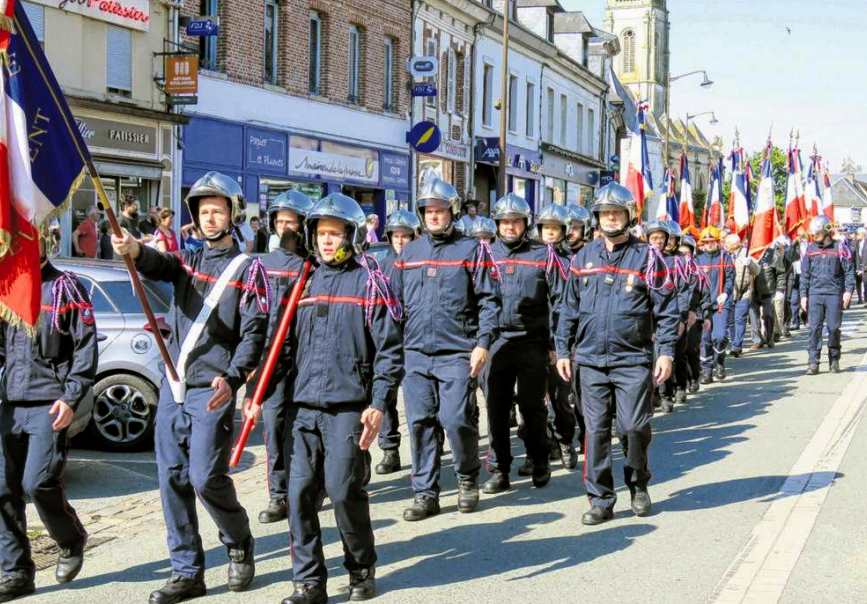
[{"xmin": 604, "ymin": 0, "xmax": 670, "ymax": 116}]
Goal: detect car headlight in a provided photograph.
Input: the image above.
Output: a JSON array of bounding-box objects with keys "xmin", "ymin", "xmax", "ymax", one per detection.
[{"xmin": 131, "ymin": 333, "xmax": 152, "ymax": 354}]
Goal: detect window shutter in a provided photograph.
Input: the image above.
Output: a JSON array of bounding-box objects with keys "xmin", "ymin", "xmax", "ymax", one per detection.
[{"xmin": 106, "ymin": 26, "xmax": 132, "ymax": 91}]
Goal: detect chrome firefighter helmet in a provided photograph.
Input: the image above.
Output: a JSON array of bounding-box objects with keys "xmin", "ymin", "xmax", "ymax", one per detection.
[
  {"xmin": 268, "ymin": 189, "xmax": 314, "ymax": 231},
  {"xmin": 304, "ymin": 192, "xmax": 368, "ymax": 257},
  {"xmin": 491, "ymin": 193, "xmax": 532, "ymax": 223},
  {"xmin": 471, "ymin": 217, "xmax": 497, "ymax": 240},
  {"xmin": 385, "ymin": 208, "xmax": 421, "ymax": 237},
  {"xmin": 535, "ymin": 203, "xmax": 569, "ymax": 241},
  {"xmin": 566, "ymin": 204, "xmax": 592, "ymax": 234},
  {"xmin": 808, "ymin": 215, "xmax": 832, "ymax": 238},
  {"xmin": 591, "ymin": 182, "xmax": 637, "ymax": 236},
  {"xmin": 416, "ymin": 177, "xmax": 461, "ymax": 224},
  {"xmin": 680, "ymin": 234, "xmax": 697, "ymax": 253},
  {"xmin": 185, "ymin": 171, "xmax": 246, "ymax": 241},
  {"xmin": 664, "ymin": 220, "xmax": 683, "ymax": 241},
  {"xmin": 644, "ymin": 221, "xmax": 671, "ymax": 248}
]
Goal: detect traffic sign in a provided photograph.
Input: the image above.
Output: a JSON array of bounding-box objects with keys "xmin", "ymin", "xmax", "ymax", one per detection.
[
  {"xmin": 186, "ymin": 18, "xmax": 219, "ymax": 37},
  {"xmin": 412, "ymin": 83, "xmax": 437, "ymax": 97},
  {"xmin": 407, "ymin": 56, "xmax": 438, "ymax": 79},
  {"xmin": 406, "ymin": 121, "xmax": 441, "ymax": 154}
]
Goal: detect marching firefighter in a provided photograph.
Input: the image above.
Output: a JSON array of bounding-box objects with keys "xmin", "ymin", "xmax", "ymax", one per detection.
[
  {"xmin": 113, "ymin": 172, "xmax": 267, "ymax": 603},
  {"xmin": 555, "ymin": 183, "xmax": 679, "ymax": 525},
  {"xmin": 374, "ymin": 208, "xmax": 421, "ymax": 476},
  {"xmin": 394, "ymin": 177, "xmax": 500, "ymax": 521},
  {"xmin": 471, "ymin": 217, "xmax": 498, "ymax": 244},
  {"xmin": 695, "ymin": 226, "xmax": 734, "ymax": 383},
  {"xmin": 270, "ymin": 193, "xmax": 403, "ymax": 604},
  {"xmin": 678, "ymin": 235, "xmax": 708, "ymax": 393},
  {"xmin": 0, "ymin": 229, "xmax": 96, "ymax": 602},
  {"xmin": 801, "ymin": 216, "xmax": 855, "ymax": 374},
  {"xmin": 255, "ymin": 190, "xmax": 312, "ymax": 524},
  {"xmin": 565, "ymin": 204, "xmax": 592, "ymax": 255},
  {"xmin": 481, "ymin": 195, "xmax": 563, "ymax": 495}
]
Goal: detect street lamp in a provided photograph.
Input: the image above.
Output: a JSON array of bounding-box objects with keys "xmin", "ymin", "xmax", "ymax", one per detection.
[
  {"xmin": 664, "ymin": 70, "xmax": 714, "ymax": 167},
  {"xmin": 686, "ymin": 111, "xmax": 719, "ymax": 126}
]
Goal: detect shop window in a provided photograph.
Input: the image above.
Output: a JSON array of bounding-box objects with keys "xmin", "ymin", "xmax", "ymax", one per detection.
[
  {"xmin": 309, "ymin": 11, "xmax": 322, "ymax": 94},
  {"xmin": 348, "ymin": 25, "xmax": 362, "ymax": 104},
  {"xmin": 384, "ymin": 37, "xmax": 395, "ymax": 111},
  {"xmin": 21, "ymin": 1, "xmax": 44, "ymax": 45},
  {"xmin": 482, "ymin": 63, "xmax": 493, "ymax": 127},
  {"xmin": 106, "ymin": 26, "xmax": 132, "ymax": 96},
  {"xmin": 264, "ymin": 0, "xmax": 279, "ymax": 84},
  {"xmin": 525, "ymin": 82, "xmax": 535, "ymax": 137},
  {"xmin": 199, "ymin": 0, "xmax": 219, "ymax": 71}
]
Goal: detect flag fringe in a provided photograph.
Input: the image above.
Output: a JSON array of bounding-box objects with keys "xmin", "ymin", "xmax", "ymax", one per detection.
[
  {"xmin": 0, "ymin": 299, "xmax": 36, "ymax": 337},
  {"xmin": 41, "ymin": 166, "xmax": 85, "ymax": 226},
  {"xmin": 0, "ymin": 228, "xmax": 9, "ymax": 258},
  {"xmin": 0, "ymin": 15, "xmax": 14, "ymax": 35}
]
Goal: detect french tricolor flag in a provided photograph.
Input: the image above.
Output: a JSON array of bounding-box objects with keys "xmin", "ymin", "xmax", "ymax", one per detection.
[
  {"xmin": 784, "ymin": 146, "xmax": 806, "ymax": 238},
  {"xmin": 678, "ymin": 153, "xmax": 695, "ymax": 234},
  {"xmin": 749, "ymin": 141, "xmax": 778, "ymax": 259},
  {"xmin": 622, "ymin": 103, "xmax": 653, "ymax": 218},
  {"xmin": 705, "ymin": 158, "xmax": 725, "ymax": 230},
  {"xmin": 655, "ymin": 167, "xmax": 678, "ymax": 223},
  {"xmin": 803, "ymin": 156, "xmax": 821, "ymax": 220},
  {"xmin": 0, "ymin": 0, "xmax": 89, "ymax": 330},
  {"xmin": 822, "ymin": 163, "xmax": 834, "ymax": 220},
  {"xmin": 728, "ymin": 147, "xmax": 750, "ymax": 239}
]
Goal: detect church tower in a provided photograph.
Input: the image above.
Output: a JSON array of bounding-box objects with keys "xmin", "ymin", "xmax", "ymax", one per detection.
[{"xmin": 604, "ymin": 0, "xmax": 670, "ymax": 116}]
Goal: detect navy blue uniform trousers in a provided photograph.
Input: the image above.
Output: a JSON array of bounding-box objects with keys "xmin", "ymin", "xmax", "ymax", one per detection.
[
  {"xmin": 403, "ymin": 350, "xmax": 480, "ymax": 498},
  {"xmin": 808, "ymin": 294, "xmax": 843, "ymax": 365},
  {"xmin": 377, "ymin": 388, "xmax": 401, "ymax": 451},
  {"xmin": 579, "ymin": 365, "xmax": 653, "ymax": 510},
  {"xmin": 0, "ymin": 402, "xmax": 86, "ymax": 577},
  {"xmin": 701, "ymin": 307, "xmax": 730, "ymax": 372},
  {"xmin": 155, "ymin": 382, "xmax": 251, "ymax": 578},
  {"xmin": 261, "ymin": 391, "xmax": 288, "ymax": 502},
  {"xmin": 286, "ymin": 405, "xmax": 375, "ymax": 586},
  {"xmin": 731, "ymin": 298, "xmax": 751, "ymax": 351}
]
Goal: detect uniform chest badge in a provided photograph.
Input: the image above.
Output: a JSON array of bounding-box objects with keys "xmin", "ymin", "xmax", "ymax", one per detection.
[
  {"xmin": 585, "ymin": 262, "xmax": 593, "ymax": 268},
  {"xmin": 505, "ymin": 264, "xmax": 515, "ymax": 274},
  {"xmin": 625, "ymin": 274, "xmax": 635, "ymax": 292},
  {"xmin": 427, "ymin": 266, "xmax": 437, "ymax": 278}
]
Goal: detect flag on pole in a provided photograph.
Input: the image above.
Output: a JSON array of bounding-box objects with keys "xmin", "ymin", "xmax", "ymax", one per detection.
[
  {"xmin": 655, "ymin": 167, "xmax": 678, "ymax": 223},
  {"xmin": 783, "ymin": 146, "xmax": 806, "ymax": 238},
  {"xmin": 678, "ymin": 153, "xmax": 695, "ymax": 234},
  {"xmin": 749, "ymin": 141, "xmax": 777, "ymax": 259},
  {"xmin": 0, "ymin": 0, "xmax": 90, "ymax": 330},
  {"xmin": 622, "ymin": 102, "xmax": 653, "ymax": 218},
  {"xmin": 821, "ymin": 162, "xmax": 834, "ymax": 221},
  {"xmin": 705, "ymin": 158, "xmax": 725, "ymax": 230},
  {"xmin": 803, "ymin": 154, "xmax": 821, "ymax": 221},
  {"xmin": 728, "ymin": 147, "xmax": 751, "ymax": 238}
]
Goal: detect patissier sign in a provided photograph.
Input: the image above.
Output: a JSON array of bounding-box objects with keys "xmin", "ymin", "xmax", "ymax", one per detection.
[{"xmin": 30, "ymin": 0, "xmax": 150, "ymax": 31}]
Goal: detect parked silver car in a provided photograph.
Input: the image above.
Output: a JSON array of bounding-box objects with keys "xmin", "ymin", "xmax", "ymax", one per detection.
[{"xmin": 54, "ymin": 258, "xmax": 170, "ymax": 451}]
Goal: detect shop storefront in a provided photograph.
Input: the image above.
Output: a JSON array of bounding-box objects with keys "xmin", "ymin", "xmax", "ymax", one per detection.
[
  {"xmin": 473, "ymin": 137, "xmax": 542, "ymax": 213},
  {"xmin": 64, "ymin": 108, "xmax": 175, "ymax": 256},
  {"xmin": 540, "ymin": 142, "xmax": 603, "ymax": 209},
  {"xmin": 183, "ymin": 116, "xmax": 410, "ymax": 232}
]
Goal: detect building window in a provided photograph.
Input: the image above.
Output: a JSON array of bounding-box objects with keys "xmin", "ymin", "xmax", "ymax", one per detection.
[
  {"xmin": 348, "ymin": 25, "xmax": 361, "ymax": 103},
  {"xmin": 559, "ymin": 94, "xmax": 567, "ymax": 146},
  {"xmin": 264, "ymin": 0, "xmax": 279, "ymax": 84},
  {"xmin": 309, "ymin": 12, "xmax": 322, "ymax": 94},
  {"xmin": 587, "ymin": 108, "xmax": 596, "ymax": 157},
  {"xmin": 425, "ymin": 36, "xmax": 437, "ymax": 108},
  {"xmin": 547, "ymin": 10, "xmax": 554, "ymax": 42},
  {"xmin": 508, "ymin": 75, "xmax": 518, "ymax": 133},
  {"xmin": 199, "ymin": 0, "xmax": 218, "ymax": 70},
  {"xmin": 546, "ymin": 87, "xmax": 554, "ymax": 142},
  {"xmin": 576, "ymin": 103, "xmax": 584, "ymax": 153},
  {"xmin": 455, "ymin": 51, "xmax": 466, "ymax": 115},
  {"xmin": 384, "ymin": 37, "xmax": 395, "ymax": 111},
  {"xmin": 482, "ymin": 63, "xmax": 494, "ymax": 127},
  {"xmin": 623, "ymin": 29, "xmax": 635, "ymax": 73},
  {"xmin": 447, "ymin": 48, "xmax": 456, "ymax": 113},
  {"xmin": 22, "ymin": 1, "xmax": 44, "ymax": 44},
  {"xmin": 525, "ymin": 82, "xmax": 535, "ymax": 138},
  {"xmin": 106, "ymin": 25, "xmax": 132, "ymax": 95}
]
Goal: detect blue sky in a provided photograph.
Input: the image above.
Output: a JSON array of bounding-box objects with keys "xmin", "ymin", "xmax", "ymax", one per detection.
[{"xmin": 562, "ymin": 0, "xmax": 865, "ymax": 172}]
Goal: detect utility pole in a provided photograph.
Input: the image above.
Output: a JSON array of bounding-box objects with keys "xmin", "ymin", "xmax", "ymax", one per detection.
[{"xmin": 497, "ymin": 1, "xmax": 510, "ymax": 197}]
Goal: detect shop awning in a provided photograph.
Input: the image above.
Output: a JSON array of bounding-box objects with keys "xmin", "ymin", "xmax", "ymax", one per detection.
[{"xmin": 94, "ymin": 159, "xmax": 164, "ymax": 180}]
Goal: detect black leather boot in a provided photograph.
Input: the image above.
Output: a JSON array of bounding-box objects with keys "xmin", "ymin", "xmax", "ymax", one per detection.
[
  {"xmin": 148, "ymin": 575, "xmax": 206, "ymax": 604},
  {"xmin": 630, "ymin": 487, "xmax": 652, "ymax": 516},
  {"xmin": 516, "ymin": 457, "xmax": 534, "ymax": 477},
  {"xmin": 560, "ymin": 443, "xmax": 577, "ymax": 469},
  {"xmin": 0, "ymin": 575, "xmax": 35, "ymax": 603},
  {"xmin": 830, "ymin": 359, "xmax": 841, "ymax": 373},
  {"xmin": 227, "ymin": 537, "xmax": 255, "ymax": 592},
  {"xmin": 482, "ymin": 471, "xmax": 510, "ymax": 494},
  {"xmin": 282, "ymin": 582, "xmax": 327, "ymax": 604},
  {"xmin": 402, "ymin": 495, "xmax": 440, "ymax": 521},
  {"xmin": 56, "ymin": 534, "xmax": 87, "ymax": 583},
  {"xmin": 531, "ymin": 463, "xmax": 551, "ymax": 488},
  {"xmin": 348, "ymin": 567, "xmax": 376, "ymax": 601},
  {"xmin": 581, "ymin": 506, "xmax": 614, "ymax": 526},
  {"xmin": 375, "ymin": 450, "xmax": 401, "ymax": 475},
  {"xmin": 457, "ymin": 478, "xmax": 479, "ymax": 513},
  {"xmin": 258, "ymin": 498, "xmax": 287, "ymax": 524}
]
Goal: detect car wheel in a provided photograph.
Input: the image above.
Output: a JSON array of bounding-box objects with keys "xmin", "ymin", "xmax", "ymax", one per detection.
[{"xmin": 85, "ymin": 374, "xmax": 157, "ymax": 452}]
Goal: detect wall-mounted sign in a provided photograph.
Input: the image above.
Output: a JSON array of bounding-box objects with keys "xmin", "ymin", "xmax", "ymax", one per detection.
[
  {"xmin": 29, "ymin": 0, "xmax": 150, "ymax": 31},
  {"xmin": 288, "ymin": 148, "xmax": 379, "ymax": 184},
  {"xmin": 186, "ymin": 18, "xmax": 219, "ymax": 36},
  {"xmin": 599, "ymin": 170, "xmax": 616, "ymax": 187},
  {"xmin": 406, "ymin": 121, "xmax": 441, "ymax": 154},
  {"xmin": 380, "ymin": 153, "xmax": 409, "ymax": 188},
  {"xmin": 74, "ymin": 115, "xmax": 157, "ymax": 155},
  {"xmin": 165, "ymin": 55, "xmax": 198, "ymax": 95},
  {"xmin": 407, "ymin": 56, "xmax": 438, "ymax": 79},
  {"xmin": 246, "ymin": 128, "xmax": 286, "ymax": 173},
  {"xmin": 411, "ymin": 83, "xmax": 437, "ymax": 97}
]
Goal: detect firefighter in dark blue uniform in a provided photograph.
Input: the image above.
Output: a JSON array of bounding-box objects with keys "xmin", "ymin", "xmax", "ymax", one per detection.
[
  {"xmin": 255, "ymin": 190, "xmax": 312, "ymax": 524},
  {"xmin": 0, "ymin": 233, "xmax": 96, "ymax": 602},
  {"xmin": 470, "ymin": 217, "xmax": 497, "ymax": 244},
  {"xmin": 373, "ymin": 208, "xmax": 420, "ymax": 476},
  {"xmin": 555, "ymin": 183, "xmax": 679, "ymax": 525},
  {"xmin": 394, "ymin": 177, "xmax": 500, "ymax": 521},
  {"xmin": 481, "ymin": 195, "xmax": 561, "ymax": 495},
  {"xmin": 275, "ymin": 193, "xmax": 403, "ymax": 604},
  {"xmin": 801, "ymin": 216, "xmax": 855, "ymax": 374},
  {"xmin": 695, "ymin": 226, "xmax": 734, "ymax": 383},
  {"xmin": 678, "ymin": 235, "xmax": 709, "ymax": 393},
  {"xmin": 113, "ymin": 172, "xmax": 267, "ymax": 603}
]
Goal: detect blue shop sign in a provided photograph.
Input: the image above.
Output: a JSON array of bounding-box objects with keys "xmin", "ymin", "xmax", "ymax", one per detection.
[
  {"xmin": 381, "ymin": 153, "xmax": 410, "ymax": 188},
  {"xmin": 246, "ymin": 128, "xmax": 286, "ymax": 174}
]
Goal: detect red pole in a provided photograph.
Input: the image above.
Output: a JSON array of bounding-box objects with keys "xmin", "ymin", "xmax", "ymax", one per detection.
[{"xmin": 229, "ymin": 259, "xmax": 313, "ymax": 468}]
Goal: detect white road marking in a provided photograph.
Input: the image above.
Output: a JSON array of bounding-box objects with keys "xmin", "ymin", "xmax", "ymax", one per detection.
[{"xmin": 710, "ymin": 347, "xmax": 867, "ymax": 603}]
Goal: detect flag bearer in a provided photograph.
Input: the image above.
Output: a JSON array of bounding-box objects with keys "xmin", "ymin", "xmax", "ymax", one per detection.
[{"xmin": 695, "ymin": 227, "xmax": 734, "ymax": 383}]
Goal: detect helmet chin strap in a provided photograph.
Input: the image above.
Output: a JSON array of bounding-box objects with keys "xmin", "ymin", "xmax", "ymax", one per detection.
[
  {"xmin": 204, "ymin": 228, "xmax": 232, "ymax": 242},
  {"xmin": 601, "ymin": 225, "xmax": 628, "ymax": 238}
]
